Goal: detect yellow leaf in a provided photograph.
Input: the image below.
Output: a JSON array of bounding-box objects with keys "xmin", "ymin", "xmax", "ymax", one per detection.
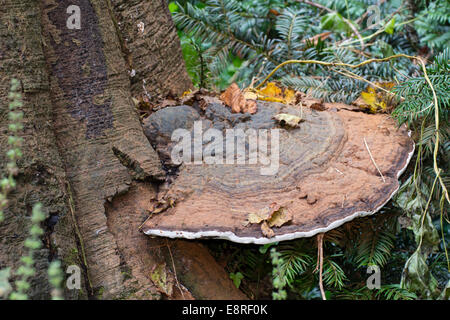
[
  {"xmin": 247, "ymin": 212, "xmax": 265, "ymax": 224},
  {"xmin": 181, "ymin": 90, "xmax": 192, "ymax": 97},
  {"xmin": 284, "ymin": 88, "xmax": 296, "ymax": 104},
  {"xmin": 248, "ymin": 82, "xmax": 298, "ymax": 105},
  {"xmin": 258, "ymin": 96, "xmax": 285, "ymax": 103},
  {"xmin": 361, "ymin": 90, "xmax": 376, "ymax": 106},
  {"xmin": 378, "ymin": 101, "xmax": 387, "ymax": 110},
  {"xmin": 259, "ymin": 82, "xmax": 282, "ymax": 98},
  {"xmin": 359, "ymin": 82, "xmax": 396, "ymax": 114},
  {"xmin": 268, "ymin": 208, "xmax": 292, "ymax": 228}
]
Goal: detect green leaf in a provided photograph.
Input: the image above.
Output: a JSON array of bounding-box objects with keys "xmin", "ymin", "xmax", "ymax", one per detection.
[
  {"xmin": 259, "ymin": 242, "xmax": 277, "ymax": 254},
  {"xmin": 408, "ymin": 208, "xmax": 440, "ymax": 255},
  {"xmin": 168, "ymin": 2, "xmax": 179, "ymax": 13},
  {"xmin": 229, "ymin": 272, "xmax": 244, "ymax": 289},
  {"xmin": 384, "ymin": 18, "xmax": 396, "ymax": 35},
  {"xmin": 401, "ymin": 250, "xmax": 440, "ymax": 299},
  {"xmin": 320, "ymin": 12, "xmax": 350, "ymax": 33}
]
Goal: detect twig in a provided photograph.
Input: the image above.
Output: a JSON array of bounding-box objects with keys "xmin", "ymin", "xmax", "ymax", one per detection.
[
  {"xmin": 256, "ymin": 54, "xmax": 412, "ymax": 89},
  {"xmin": 316, "ymin": 233, "xmax": 326, "ymax": 300},
  {"xmin": 166, "ymin": 240, "xmax": 185, "ymax": 299},
  {"xmin": 417, "ymin": 59, "xmax": 450, "ymax": 206},
  {"xmin": 364, "ymin": 137, "xmax": 386, "ymax": 183}
]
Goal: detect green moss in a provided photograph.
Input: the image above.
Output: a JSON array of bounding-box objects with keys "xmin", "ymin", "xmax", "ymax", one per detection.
[
  {"xmin": 121, "ymin": 270, "xmax": 132, "ymax": 281},
  {"xmin": 96, "ymin": 287, "xmax": 104, "ymax": 299},
  {"xmin": 63, "ymin": 247, "xmax": 80, "ymax": 266}
]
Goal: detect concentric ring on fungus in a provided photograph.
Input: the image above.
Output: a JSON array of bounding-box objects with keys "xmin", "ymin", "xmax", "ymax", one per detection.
[{"xmin": 141, "ymin": 99, "xmax": 414, "ymax": 244}]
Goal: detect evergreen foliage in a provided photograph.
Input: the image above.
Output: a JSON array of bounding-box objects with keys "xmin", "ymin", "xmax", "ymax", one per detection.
[{"xmin": 172, "ymin": 0, "xmax": 449, "ymax": 300}]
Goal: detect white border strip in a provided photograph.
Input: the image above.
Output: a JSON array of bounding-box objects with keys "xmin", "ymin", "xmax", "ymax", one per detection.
[{"xmin": 144, "ymin": 135, "xmax": 415, "ymax": 244}]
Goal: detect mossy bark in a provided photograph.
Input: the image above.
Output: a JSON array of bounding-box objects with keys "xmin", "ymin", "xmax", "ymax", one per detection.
[
  {"xmin": 1, "ymin": 0, "xmax": 244, "ymax": 300},
  {"xmin": 0, "ymin": 0, "xmax": 87, "ymax": 299}
]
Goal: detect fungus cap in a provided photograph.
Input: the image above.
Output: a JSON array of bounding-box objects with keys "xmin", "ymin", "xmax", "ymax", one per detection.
[{"xmin": 142, "ymin": 100, "xmax": 414, "ymax": 244}]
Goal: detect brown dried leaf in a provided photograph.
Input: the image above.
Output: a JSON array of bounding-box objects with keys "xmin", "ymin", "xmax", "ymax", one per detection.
[
  {"xmin": 243, "ymin": 91, "xmax": 258, "ymax": 100},
  {"xmin": 302, "ymin": 31, "xmax": 332, "ymax": 45},
  {"xmin": 220, "ymin": 83, "xmax": 257, "ymax": 114},
  {"xmin": 243, "ymin": 100, "xmax": 257, "ymax": 114},
  {"xmin": 150, "ymin": 198, "xmax": 175, "ymax": 214},
  {"xmin": 261, "ymin": 221, "xmax": 275, "ymax": 238}
]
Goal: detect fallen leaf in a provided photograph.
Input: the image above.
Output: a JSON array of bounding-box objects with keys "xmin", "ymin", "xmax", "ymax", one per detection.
[
  {"xmin": 199, "ymin": 95, "xmax": 222, "ymax": 110},
  {"xmin": 150, "ymin": 198, "xmax": 175, "ymax": 214},
  {"xmin": 159, "ymin": 99, "xmax": 178, "ymax": 108},
  {"xmin": 248, "ymin": 212, "xmax": 265, "ymax": 224},
  {"xmin": 243, "ymin": 91, "xmax": 258, "ymax": 100},
  {"xmin": 181, "ymin": 90, "xmax": 192, "ymax": 97},
  {"xmin": 302, "ymin": 31, "xmax": 332, "ymax": 45},
  {"xmin": 247, "ymin": 202, "xmax": 281, "ymax": 224},
  {"xmin": 220, "ymin": 83, "xmax": 257, "ymax": 114},
  {"xmin": 269, "ymin": 8, "xmax": 281, "ymax": 16},
  {"xmin": 261, "ymin": 221, "xmax": 275, "ymax": 238},
  {"xmin": 259, "ymin": 82, "xmax": 283, "ymax": 102},
  {"xmin": 150, "ymin": 263, "xmax": 174, "ymax": 296},
  {"xmin": 243, "ymin": 99, "xmax": 257, "ymax": 114},
  {"xmin": 361, "ymin": 87, "xmax": 377, "ymax": 111},
  {"xmin": 268, "ymin": 208, "xmax": 293, "ymax": 228},
  {"xmin": 283, "ymin": 88, "xmax": 296, "ymax": 104},
  {"xmin": 132, "ymin": 97, "xmax": 140, "ymax": 107},
  {"xmin": 273, "ymin": 113, "xmax": 304, "ymax": 127},
  {"xmin": 253, "ymin": 82, "xmax": 299, "ymax": 105},
  {"xmin": 246, "ymin": 203, "xmax": 288, "ymax": 237},
  {"xmin": 359, "ymin": 82, "xmax": 396, "ymax": 113}
]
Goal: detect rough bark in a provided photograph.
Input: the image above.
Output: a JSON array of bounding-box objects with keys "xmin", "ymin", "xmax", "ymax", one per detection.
[
  {"xmin": 110, "ymin": 0, "xmax": 193, "ymax": 98},
  {"xmin": 1, "ymin": 0, "xmax": 244, "ymax": 300},
  {"xmin": 0, "ymin": 0, "xmax": 87, "ymax": 299},
  {"xmin": 40, "ymin": 0, "xmax": 168, "ymax": 299}
]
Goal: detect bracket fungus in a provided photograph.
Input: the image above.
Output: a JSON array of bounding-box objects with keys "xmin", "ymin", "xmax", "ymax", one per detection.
[{"xmin": 141, "ymin": 97, "xmax": 414, "ymax": 244}]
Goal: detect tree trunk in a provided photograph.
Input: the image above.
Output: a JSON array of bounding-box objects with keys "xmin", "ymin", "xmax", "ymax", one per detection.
[{"xmin": 0, "ymin": 0, "xmax": 245, "ymax": 300}]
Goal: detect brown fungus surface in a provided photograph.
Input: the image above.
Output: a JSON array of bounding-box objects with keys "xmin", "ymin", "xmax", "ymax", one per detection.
[{"xmin": 141, "ymin": 99, "xmax": 414, "ymax": 244}]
